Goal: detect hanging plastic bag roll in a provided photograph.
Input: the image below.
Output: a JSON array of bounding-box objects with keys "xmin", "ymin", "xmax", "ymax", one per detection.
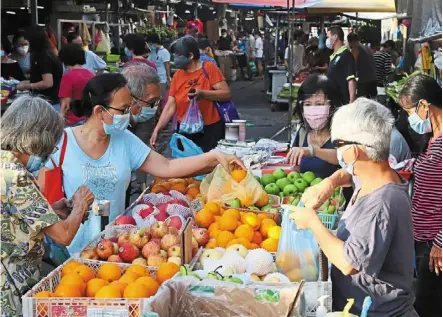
[{"xmin": 276, "ymin": 203, "xmax": 320, "ymax": 282}]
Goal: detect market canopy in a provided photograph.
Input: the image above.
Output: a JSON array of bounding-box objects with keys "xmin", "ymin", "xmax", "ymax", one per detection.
[{"xmin": 212, "ymin": 0, "xmax": 395, "ymax": 12}]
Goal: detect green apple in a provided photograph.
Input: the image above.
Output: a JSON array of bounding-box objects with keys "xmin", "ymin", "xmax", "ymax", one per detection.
[
  {"xmin": 287, "ymin": 171, "xmax": 301, "ymax": 183},
  {"xmin": 320, "ymin": 199, "xmax": 331, "ymax": 213},
  {"xmin": 261, "ymin": 174, "xmax": 276, "ymax": 186},
  {"xmin": 291, "ymin": 198, "xmax": 301, "ymax": 206},
  {"xmin": 248, "ymin": 206, "xmax": 260, "ymax": 211},
  {"xmin": 334, "ymin": 187, "xmax": 341, "ymax": 195},
  {"xmin": 269, "ymin": 208, "xmax": 279, "ymax": 213},
  {"xmin": 310, "ymin": 177, "xmax": 323, "ymax": 186},
  {"xmin": 276, "ymin": 178, "xmax": 291, "ymax": 191},
  {"xmin": 272, "ymin": 168, "xmax": 287, "ymax": 180},
  {"xmin": 293, "ymin": 178, "xmax": 308, "ymax": 192},
  {"xmin": 283, "ymin": 184, "xmax": 297, "ymax": 196},
  {"xmin": 207, "ymin": 272, "xmax": 221, "ymax": 280},
  {"xmin": 285, "ymin": 196, "xmax": 296, "ymax": 204},
  {"xmin": 264, "ymin": 183, "xmax": 280, "ymax": 195},
  {"xmin": 223, "ymin": 276, "xmax": 243, "ymax": 284},
  {"xmin": 180, "ymin": 264, "xmax": 191, "ymax": 276},
  {"xmin": 336, "ymin": 195, "xmax": 345, "ymax": 206},
  {"xmin": 226, "ymin": 198, "xmax": 241, "ymax": 208},
  {"xmin": 279, "ymin": 192, "xmax": 284, "ymax": 199},
  {"xmin": 302, "ymin": 171, "xmax": 316, "ymax": 184},
  {"xmin": 255, "ymin": 176, "xmax": 261, "ymax": 183},
  {"xmin": 261, "ymin": 204, "xmax": 273, "ymax": 212},
  {"xmin": 327, "ymin": 205, "xmax": 336, "ymax": 214}
]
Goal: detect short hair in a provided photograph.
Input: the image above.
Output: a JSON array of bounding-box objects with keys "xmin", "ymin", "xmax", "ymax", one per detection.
[
  {"xmin": 121, "ymin": 63, "xmax": 160, "ymax": 99},
  {"xmin": 71, "ymin": 73, "xmax": 127, "ymax": 118},
  {"xmin": 12, "ymin": 30, "xmax": 27, "ymax": 45},
  {"xmin": 150, "ymin": 33, "xmax": 161, "ymax": 45},
  {"xmin": 171, "ymin": 35, "xmax": 200, "ymax": 60},
  {"xmin": 1, "ymin": 95, "xmax": 64, "ymax": 157},
  {"xmin": 331, "ymin": 98, "xmax": 394, "ymax": 161},
  {"xmin": 308, "ymin": 37, "xmax": 319, "ymax": 46},
  {"xmin": 347, "ymin": 33, "xmax": 359, "ymax": 44},
  {"xmin": 66, "ymin": 32, "xmax": 81, "ymax": 44},
  {"xmin": 221, "ymin": 29, "xmax": 227, "ymax": 34},
  {"xmin": 328, "ymin": 25, "xmax": 344, "ymax": 42},
  {"xmin": 294, "ymin": 30, "xmax": 304, "ymax": 41},
  {"xmin": 382, "ymin": 40, "xmax": 395, "ymax": 49},
  {"xmin": 198, "ymin": 37, "xmax": 211, "ymax": 50},
  {"xmin": 124, "ymin": 33, "xmax": 146, "ymax": 56},
  {"xmin": 295, "ymin": 74, "xmax": 342, "ymax": 131},
  {"xmin": 58, "ymin": 43, "xmax": 86, "ymax": 66}
]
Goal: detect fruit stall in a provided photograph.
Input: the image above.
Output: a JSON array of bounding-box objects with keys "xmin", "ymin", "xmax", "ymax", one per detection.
[{"xmin": 22, "ymin": 163, "xmax": 348, "ymax": 316}]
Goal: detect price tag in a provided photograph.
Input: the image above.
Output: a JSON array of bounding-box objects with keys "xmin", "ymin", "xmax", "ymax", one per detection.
[
  {"xmin": 86, "ymin": 307, "xmax": 127, "ymax": 317},
  {"xmin": 51, "ymin": 305, "xmax": 87, "ymax": 317}
]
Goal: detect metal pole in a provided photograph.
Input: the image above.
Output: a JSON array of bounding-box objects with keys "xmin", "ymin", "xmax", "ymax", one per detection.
[
  {"xmin": 274, "ymin": 14, "xmax": 279, "ymax": 66},
  {"xmin": 287, "ymin": 0, "xmax": 296, "ymax": 143},
  {"xmin": 30, "ymin": 0, "xmax": 38, "ymax": 25}
]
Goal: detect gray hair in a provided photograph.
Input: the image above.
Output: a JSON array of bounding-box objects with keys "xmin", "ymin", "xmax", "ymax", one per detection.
[
  {"xmin": 331, "ymin": 98, "xmax": 394, "ymax": 161},
  {"xmin": 1, "ymin": 95, "xmax": 64, "ymax": 157},
  {"xmin": 121, "ymin": 63, "xmax": 160, "ymax": 99}
]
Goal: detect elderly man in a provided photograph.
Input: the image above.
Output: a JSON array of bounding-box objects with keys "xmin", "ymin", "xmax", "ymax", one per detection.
[{"xmin": 289, "ymin": 98, "xmax": 417, "ymax": 316}]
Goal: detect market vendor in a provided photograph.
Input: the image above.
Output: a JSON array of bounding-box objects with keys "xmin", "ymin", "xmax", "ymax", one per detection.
[
  {"xmin": 286, "ymin": 74, "xmax": 341, "ymax": 179},
  {"xmin": 291, "ymin": 98, "xmax": 417, "ymax": 316},
  {"xmin": 150, "ymin": 35, "xmax": 231, "ymax": 152},
  {"xmin": 38, "ymin": 73, "xmax": 242, "ymax": 255},
  {"xmin": 399, "ymin": 74, "xmax": 442, "ymax": 317},
  {"xmin": 0, "ymin": 95, "xmax": 94, "ymax": 317}
]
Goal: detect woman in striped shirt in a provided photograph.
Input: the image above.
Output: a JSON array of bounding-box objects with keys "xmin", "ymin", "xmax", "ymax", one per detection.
[{"xmin": 399, "ymin": 74, "xmax": 442, "ymax": 317}]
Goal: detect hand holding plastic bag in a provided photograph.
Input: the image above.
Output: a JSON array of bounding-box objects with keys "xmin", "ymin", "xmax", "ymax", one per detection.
[
  {"xmin": 179, "ymin": 98, "xmax": 204, "ymax": 134},
  {"xmin": 276, "ymin": 207, "xmax": 320, "ymax": 282},
  {"xmin": 200, "ymin": 165, "xmax": 263, "ymax": 206}
]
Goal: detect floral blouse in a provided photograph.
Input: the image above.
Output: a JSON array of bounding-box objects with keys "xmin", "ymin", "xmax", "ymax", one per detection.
[{"xmin": 0, "ymin": 150, "xmax": 60, "ymax": 317}]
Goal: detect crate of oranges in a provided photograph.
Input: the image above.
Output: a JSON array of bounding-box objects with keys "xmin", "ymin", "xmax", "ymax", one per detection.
[{"xmin": 22, "ymin": 257, "xmax": 181, "ymax": 317}]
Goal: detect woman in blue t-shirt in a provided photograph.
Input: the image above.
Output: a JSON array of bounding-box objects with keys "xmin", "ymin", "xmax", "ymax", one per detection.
[
  {"xmin": 38, "ymin": 73, "xmax": 243, "ymax": 254},
  {"xmin": 286, "ymin": 74, "xmax": 341, "ymax": 179}
]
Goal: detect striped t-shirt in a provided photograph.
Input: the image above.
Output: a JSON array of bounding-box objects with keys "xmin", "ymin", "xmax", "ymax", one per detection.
[
  {"xmin": 412, "ymin": 135, "xmax": 442, "ymax": 248},
  {"xmin": 373, "ymin": 51, "xmax": 393, "ymax": 87}
]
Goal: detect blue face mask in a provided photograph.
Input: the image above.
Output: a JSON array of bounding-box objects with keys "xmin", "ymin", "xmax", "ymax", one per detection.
[
  {"xmin": 0, "ymin": 50, "xmax": 5, "ymax": 58},
  {"xmin": 408, "ymin": 108, "xmax": 432, "ymax": 135},
  {"xmin": 124, "ymin": 47, "xmax": 132, "ymax": 59},
  {"xmin": 102, "ymin": 108, "xmax": 131, "ymax": 135},
  {"xmin": 26, "ymin": 155, "xmax": 46, "ymax": 173},
  {"xmin": 336, "ymin": 146, "xmax": 357, "ymax": 176},
  {"xmin": 174, "ymin": 54, "xmax": 190, "ymax": 69}
]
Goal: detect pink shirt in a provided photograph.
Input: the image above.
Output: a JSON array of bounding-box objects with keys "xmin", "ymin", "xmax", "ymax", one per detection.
[{"xmin": 59, "ymin": 68, "xmax": 94, "ymax": 126}]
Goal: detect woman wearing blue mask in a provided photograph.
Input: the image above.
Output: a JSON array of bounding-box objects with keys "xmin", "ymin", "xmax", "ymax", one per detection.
[
  {"xmin": 1, "ymin": 95, "xmax": 95, "ymax": 317},
  {"xmin": 38, "ymin": 73, "xmax": 244, "ymax": 255},
  {"xmin": 399, "ymin": 74, "xmax": 442, "ymax": 317},
  {"xmin": 289, "ymin": 98, "xmax": 417, "ymax": 317}
]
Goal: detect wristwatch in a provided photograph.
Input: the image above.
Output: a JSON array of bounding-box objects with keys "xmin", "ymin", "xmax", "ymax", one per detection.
[{"xmin": 308, "ymin": 144, "xmax": 315, "ymax": 157}]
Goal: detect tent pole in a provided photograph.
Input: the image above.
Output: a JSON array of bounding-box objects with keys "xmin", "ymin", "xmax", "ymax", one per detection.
[
  {"xmin": 287, "ymin": 0, "xmax": 295, "ymax": 143},
  {"xmin": 274, "ymin": 15, "xmax": 280, "ymax": 66}
]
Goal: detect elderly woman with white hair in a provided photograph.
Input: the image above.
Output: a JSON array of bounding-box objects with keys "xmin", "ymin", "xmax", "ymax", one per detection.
[
  {"xmin": 1, "ymin": 96, "xmax": 94, "ymax": 317},
  {"xmin": 290, "ymin": 98, "xmax": 417, "ymax": 316},
  {"xmin": 38, "ymin": 73, "xmax": 243, "ymax": 255}
]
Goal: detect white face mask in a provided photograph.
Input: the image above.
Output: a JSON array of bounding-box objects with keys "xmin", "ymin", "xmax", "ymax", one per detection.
[
  {"xmin": 336, "ymin": 145, "xmax": 357, "ymax": 176},
  {"xmin": 326, "ymin": 38, "xmax": 333, "ymax": 50},
  {"xmin": 17, "ymin": 45, "xmax": 29, "ymax": 56}
]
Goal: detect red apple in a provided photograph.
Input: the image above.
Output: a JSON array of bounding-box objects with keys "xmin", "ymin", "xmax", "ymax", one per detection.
[
  {"xmin": 142, "ymin": 241, "xmax": 161, "ymax": 258},
  {"xmin": 191, "ymin": 237, "xmax": 199, "ymax": 257},
  {"xmin": 138, "ymin": 203, "xmax": 157, "ymax": 219},
  {"xmin": 156, "ymin": 203, "xmax": 168, "ymax": 214},
  {"xmin": 80, "ymin": 247, "xmax": 99, "ymax": 260},
  {"xmin": 150, "ymin": 222, "xmax": 168, "ymax": 239},
  {"xmin": 118, "ymin": 243, "xmax": 140, "ymax": 263},
  {"xmin": 129, "ymin": 229, "xmax": 149, "ymax": 249},
  {"xmin": 151, "ymin": 237, "xmax": 161, "ymax": 245},
  {"xmin": 168, "ymin": 199, "xmax": 189, "ymax": 208},
  {"xmin": 192, "ymin": 228, "xmax": 209, "ymax": 247},
  {"xmin": 161, "ymin": 234, "xmax": 180, "ymax": 251},
  {"xmin": 117, "ymin": 232, "xmax": 130, "ymax": 246},
  {"xmin": 147, "ymin": 254, "xmax": 166, "ymax": 267},
  {"xmin": 114, "ymin": 215, "xmax": 136, "ymax": 226},
  {"xmin": 96, "ymin": 239, "xmax": 114, "ymax": 260},
  {"xmin": 154, "ymin": 210, "xmax": 168, "ymax": 222},
  {"xmin": 109, "ymin": 237, "xmax": 118, "ymax": 243},
  {"xmin": 107, "ymin": 254, "xmax": 122, "ymax": 262},
  {"xmin": 168, "ymin": 244, "xmax": 181, "ymax": 257},
  {"xmin": 165, "ymin": 215, "xmax": 184, "ymax": 231}
]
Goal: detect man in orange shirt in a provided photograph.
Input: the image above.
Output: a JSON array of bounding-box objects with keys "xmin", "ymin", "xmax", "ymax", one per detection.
[{"xmin": 150, "ymin": 36, "xmax": 232, "ymax": 152}]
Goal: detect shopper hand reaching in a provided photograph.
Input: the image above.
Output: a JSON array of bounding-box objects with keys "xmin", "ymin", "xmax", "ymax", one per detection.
[
  {"xmin": 287, "ymin": 147, "xmax": 309, "ymax": 166},
  {"xmin": 213, "ymin": 151, "xmax": 246, "ymax": 173},
  {"xmin": 429, "ymin": 246, "xmax": 442, "ymax": 276},
  {"xmin": 71, "ymin": 185, "xmax": 95, "ymax": 222}
]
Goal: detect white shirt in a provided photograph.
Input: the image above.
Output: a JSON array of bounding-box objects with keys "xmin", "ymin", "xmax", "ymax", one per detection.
[
  {"xmin": 285, "ymin": 44, "xmax": 305, "ymax": 74},
  {"xmin": 255, "ymin": 37, "xmax": 264, "ymax": 58},
  {"xmin": 148, "ymin": 46, "xmax": 171, "ymax": 84}
]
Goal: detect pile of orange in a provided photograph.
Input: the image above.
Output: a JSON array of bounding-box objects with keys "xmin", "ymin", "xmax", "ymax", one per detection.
[
  {"xmin": 34, "ymin": 261, "xmax": 179, "ymax": 300},
  {"xmin": 199, "ymin": 205, "xmax": 282, "ymax": 252},
  {"xmin": 150, "ymin": 177, "xmax": 202, "ymax": 201}
]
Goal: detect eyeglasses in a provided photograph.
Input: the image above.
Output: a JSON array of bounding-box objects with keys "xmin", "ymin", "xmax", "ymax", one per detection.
[
  {"xmin": 132, "ymin": 95, "xmax": 162, "ymax": 109},
  {"xmin": 103, "ymin": 104, "xmax": 132, "ymax": 114},
  {"xmin": 332, "ymin": 140, "xmax": 373, "ymax": 149}
]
